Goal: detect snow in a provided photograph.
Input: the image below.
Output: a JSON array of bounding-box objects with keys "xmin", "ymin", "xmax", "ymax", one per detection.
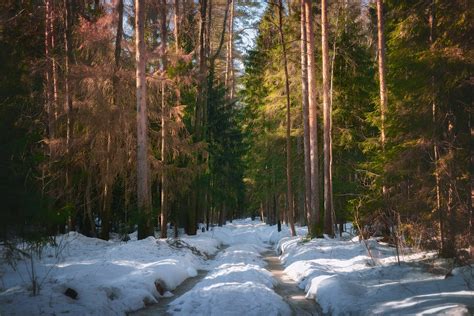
[
  {"xmin": 0, "ymin": 232, "xmax": 217, "ymax": 315},
  {"xmin": 278, "ymin": 234, "xmax": 474, "ymax": 315},
  {"xmin": 1, "ymin": 219, "xmax": 472, "ymax": 316},
  {"xmin": 167, "ymin": 220, "xmax": 291, "ymax": 316}
]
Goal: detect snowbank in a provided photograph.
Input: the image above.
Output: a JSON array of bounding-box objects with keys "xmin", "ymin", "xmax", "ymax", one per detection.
[
  {"xmin": 278, "ymin": 235, "xmax": 474, "ymax": 315},
  {"xmin": 0, "ymin": 232, "xmax": 216, "ymax": 315}
]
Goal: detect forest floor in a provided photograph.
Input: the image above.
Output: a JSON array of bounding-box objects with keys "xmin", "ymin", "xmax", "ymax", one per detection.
[{"xmin": 0, "ymin": 219, "xmax": 473, "ymax": 315}]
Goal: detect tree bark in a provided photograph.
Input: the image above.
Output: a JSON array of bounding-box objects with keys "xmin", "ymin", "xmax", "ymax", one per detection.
[
  {"xmin": 321, "ymin": 0, "xmax": 334, "ymax": 236},
  {"xmin": 300, "ymin": 0, "xmax": 312, "ymax": 234},
  {"xmin": 224, "ymin": 0, "xmax": 235, "ymax": 99},
  {"xmin": 174, "ymin": 0, "xmax": 180, "ymax": 51},
  {"xmin": 304, "ymin": 0, "xmax": 320, "ymax": 237},
  {"xmin": 99, "ymin": 0, "xmax": 123, "ymax": 241},
  {"xmin": 135, "ymin": 0, "xmax": 153, "ymax": 239},
  {"xmin": 63, "ymin": 0, "xmax": 74, "ymax": 232},
  {"xmin": 278, "ymin": 0, "xmax": 296, "ymax": 237},
  {"xmin": 160, "ymin": 0, "xmax": 169, "ymax": 239},
  {"xmin": 376, "ymin": 0, "xmax": 388, "ymax": 148},
  {"xmin": 44, "ymin": 0, "xmax": 54, "ymax": 147},
  {"xmin": 195, "ymin": 0, "xmax": 207, "ymax": 140},
  {"xmin": 429, "ymin": 0, "xmax": 444, "ymax": 255}
]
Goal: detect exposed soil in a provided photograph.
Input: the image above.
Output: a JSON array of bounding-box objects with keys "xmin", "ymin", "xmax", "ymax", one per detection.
[{"xmin": 263, "ymin": 250, "xmax": 323, "ymax": 316}]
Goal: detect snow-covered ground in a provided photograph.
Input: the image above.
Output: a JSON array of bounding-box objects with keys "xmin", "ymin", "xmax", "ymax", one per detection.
[
  {"xmin": 1, "ymin": 219, "xmax": 472, "ymax": 315},
  {"xmin": 167, "ymin": 220, "xmax": 292, "ymax": 316},
  {"xmin": 0, "ymin": 231, "xmax": 219, "ymax": 315},
  {"xmin": 278, "ymin": 233, "xmax": 474, "ymax": 315},
  {"xmin": 0, "ymin": 219, "xmax": 291, "ymax": 315}
]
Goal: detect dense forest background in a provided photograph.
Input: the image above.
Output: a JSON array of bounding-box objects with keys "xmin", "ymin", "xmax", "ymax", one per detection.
[{"xmin": 0, "ymin": 0, "xmax": 472, "ymax": 259}]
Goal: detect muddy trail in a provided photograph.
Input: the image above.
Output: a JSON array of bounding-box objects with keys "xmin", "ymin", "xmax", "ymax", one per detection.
[{"xmin": 263, "ymin": 250, "xmax": 323, "ymax": 316}]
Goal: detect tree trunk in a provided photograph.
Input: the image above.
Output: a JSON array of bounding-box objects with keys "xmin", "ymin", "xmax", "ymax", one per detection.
[
  {"xmin": 278, "ymin": 0, "xmax": 296, "ymax": 237},
  {"xmin": 376, "ymin": 0, "xmax": 388, "ymax": 148},
  {"xmin": 85, "ymin": 170, "xmax": 96, "ymax": 237},
  {"xmin": 174, "ymin": 0, "xmax": 180, "ymax": 51},
  {"xmin": 195, "ymin": 0, "xmax": 207, "ymax": 139},
  {"xmin": 321, "ymin": 0, "xmax": 334, "ymax": 236},
  {"xmin": 428, "ymin": 0, "xmax": 446, "ymax": 256},
  {"xmin": 135, "ymin": 0, "xmax": 153, "ymax": 239},
  {"xmin": 99, "ymin": 0, "xmax": 123, "ymax": 241},
  {"xmin": 224, "ymin": 0, "xmax": 235, "ymax": 99},
  {"xmin": 44, "ymin": 0, "xmax": 54, "ymax": 149},
  {"xmin": 304, "ymin": 0, "xmax": 321, "ymax": 237},
  {"xmin": 159, "ymin": 0, "xmax": 169, "ymax": 239},
  {"xmin": 469, "ymin": 110, "xmax": 474, "ymax": 259},
  {"xmin": 63, "ymin": 0, "xmax": 74, "ymax": 232},
  {"xmin": 300, "ymin": 0, "xmax": 312, "ymax": 234}
]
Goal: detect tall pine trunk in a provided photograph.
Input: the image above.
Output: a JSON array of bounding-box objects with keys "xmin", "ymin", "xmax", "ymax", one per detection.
[
  {"xmin": 304, "ymin": 0, "xmax": 320, "ymax": 237},
  {"xmin": 44, "ymin": 0, "xmax": 53, "ymax": 149},
  {"xmin": 63, "ymin": 0, "xmax": 74, "ymax": 232},
  {"xmin": 428, "ymin": 0, "xmax": 446, "ymax": 256},
  {"xmin": 100, "ymin": 0, "xmax": 123, "ymax": 241},
  {"xmin": 376, "ymin": 0, "xmax": 388, "ymax": 148},
  {"xmin": 300, "ymin": 0, "xmax": 312, "ymax": 234},
  {"xmin": 278, "ymin": 0, "xmax": 296, "ymax": 237},
  {"xmin": 160, "ymin": 0, "xmax": 169, "ymax": 239},
  {"xmin": 321, "ymin": 0, "xmax": 334, "ymax": 236},
  {"xmin": 136, "ymin": 0, "xmax": 153, "ymax": 239},
  {"xmin": 224, "ymin": 0, "xmax": 235, "ymax": 99}
]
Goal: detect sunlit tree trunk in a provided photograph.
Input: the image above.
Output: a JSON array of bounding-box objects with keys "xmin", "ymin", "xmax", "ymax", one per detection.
[
  {"xmin": 304, "ymin": 0, "xmax": 320, "ymax": 237},
  {"xmin": 376, "ymin": 0, "xmax": 388, "ymax": 148},
  {"xmin": 160, "ymin": 0, "xmax": 169, "ymax": 239},
  {"xmin": 278, "ymin": 0, "xmax": 296, "ymax": 237},
  {"xmin": 136, "ymin": 0, "xmax": 153, "ymax": 239},
  {"xmin": 224, "ymin": 0, "xmax": 235, "ymax": 99},
  {"xmin": 321, "ymin": 0, "xmax": 334, "ymax": 236},
  {"xmin": 300, "ymin": 0, "xmax": 312, "ymax": 234}
]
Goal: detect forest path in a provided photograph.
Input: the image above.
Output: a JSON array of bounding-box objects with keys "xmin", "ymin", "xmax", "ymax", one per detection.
[
  {"xmin": 129, "ymin": 244, "xmax": 228, "ymax": 316},
  {"xmin": 263, "ymin": 249, "xmax": 323, "ymax": 316},
  {"xmin": 129, "ymin": 269, "xmax": 208, "ymax": 316}
]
